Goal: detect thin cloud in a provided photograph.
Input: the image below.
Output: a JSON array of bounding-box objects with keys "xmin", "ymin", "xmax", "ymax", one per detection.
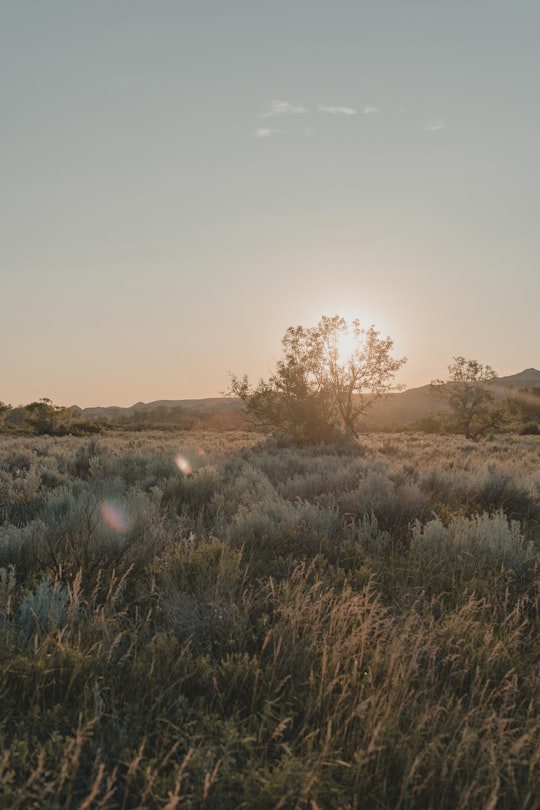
[
  {"xmin": 317, "ymin": 104, "xmax": 356, "ymax": 115},
  {"xmin": 424, "ymin": 117, "xmax": 447, "ymax": 131},
  {"xmin": 260, "ymin": 100, "xmax": 308, "ymax": 118},
  {"xmin": 254, "ymin": 127, "xmax": 280, "ymax": 137},
  {"xmin": 363, "ymin": 105, "xmax": 380, "ymax": 115}
]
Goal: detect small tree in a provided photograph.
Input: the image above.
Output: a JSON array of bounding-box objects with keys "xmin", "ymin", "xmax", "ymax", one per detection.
[
  {"xmin": 430, "ymin": 357, "xmax": 499, "ymax": 439},
  {"xmin": 24, "ymin": 398, "xmax": 70, "ymax": 435},
  {"xmin": 230, "ymin": 315, "xmax": 406, "ymax": 442},
  {"xmin": 0, "ymin": 402, "xmax": 12, "ymax": 433},
  {"xmin": 317, "ymin": 316, "xmax": 406, "ymax": 435}
]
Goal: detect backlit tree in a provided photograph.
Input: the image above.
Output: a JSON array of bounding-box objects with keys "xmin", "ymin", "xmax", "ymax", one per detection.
[{"xmin": 230, "ymin": 315, "xmax": 406, "ymax": 442}]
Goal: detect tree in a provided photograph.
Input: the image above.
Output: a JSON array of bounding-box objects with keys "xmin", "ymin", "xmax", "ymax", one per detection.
[
  {"xmin": 230, "ymin": 315, "xmax": 406, "ymax": 442},
  {"xmin": 0, "ymin": 402, "xmax": 12, "ymax": 432},
  {"xmin": 24, "ymin": 398, "xmax": 71, "ymax": 435},
  {"xmin": 318, "ymin": 316, "xmax": 407, "ymax": 435},
  {"xmin": 430, "ymin": 357, "xmax": 499, "ymax": 439}
]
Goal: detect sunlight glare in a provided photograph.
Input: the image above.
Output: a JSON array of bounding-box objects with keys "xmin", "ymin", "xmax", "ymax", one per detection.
[{"xmin": 336, "ymin": 323, "xmax": 358, "ymax": 365}]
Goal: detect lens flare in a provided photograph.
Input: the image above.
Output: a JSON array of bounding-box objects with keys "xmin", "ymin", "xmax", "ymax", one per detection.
[
  {"xmin": 175, "ymin": 454, "xmax": 192, "ymax": 475},
  {"xmin": 336, "ymin": 327, "xmax": 357, "ymax": 365},
  {"xmin": 100, "ymin": 500, "xmax": 130, "ymax": 533}
]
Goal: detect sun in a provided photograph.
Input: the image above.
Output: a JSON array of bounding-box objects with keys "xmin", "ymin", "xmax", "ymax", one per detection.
[{"xmin": 335, "ymin": 322, "xmax": 358, "ymax": 366}]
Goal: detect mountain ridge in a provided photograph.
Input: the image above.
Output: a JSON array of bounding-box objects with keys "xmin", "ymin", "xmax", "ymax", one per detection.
[{"xmin": 72, "ymin": 369, "xmax": 540, "ymax": 425}]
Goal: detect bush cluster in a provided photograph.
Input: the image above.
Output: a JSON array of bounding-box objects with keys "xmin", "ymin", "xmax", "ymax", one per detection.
[{"xmin": 0, "ymin": 430, "xmax": 539, "ymax": 808}]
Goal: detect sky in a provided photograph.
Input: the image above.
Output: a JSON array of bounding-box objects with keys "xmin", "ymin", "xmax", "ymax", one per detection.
[{"xmin": 1, "ymin": 1, "xmax": 539, "ymax": 407}]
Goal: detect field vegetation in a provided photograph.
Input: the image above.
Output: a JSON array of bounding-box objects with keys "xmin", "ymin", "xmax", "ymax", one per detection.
[{"xmin": 1, "ymin": 429, "xmax": 539, "ymax": 808}]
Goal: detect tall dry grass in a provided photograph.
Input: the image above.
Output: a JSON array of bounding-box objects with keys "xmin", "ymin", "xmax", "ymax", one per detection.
[{"xmin": 0, "ymin": 430, "xmax": 539, "ymax": 807}]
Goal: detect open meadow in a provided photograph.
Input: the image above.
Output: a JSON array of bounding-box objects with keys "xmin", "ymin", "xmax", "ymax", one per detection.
[{"xmin": 1, "ymin": 429, "xmax": 540, "ymax": 809}]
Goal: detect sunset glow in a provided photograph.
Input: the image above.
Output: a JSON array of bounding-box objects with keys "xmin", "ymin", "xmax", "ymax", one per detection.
[
  {"xmin": 336, "ymin": 325, "xmax": 359, "ymax": 366},
  {"xmin": 1, "ymin": 3, "xmax": 538, "ymax": 407}
]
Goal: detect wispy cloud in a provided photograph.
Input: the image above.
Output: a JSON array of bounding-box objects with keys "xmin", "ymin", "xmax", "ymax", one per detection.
[
  {"xmin": 254, "ymin": 127, "xmax": 281, "ymax": 137},
  {"xmin": 363, "ymin": 105, "xmax": 380, "ymax": 115},
  {"xmin": 317, "ymin": 104, "xmax": 356, "ymax": 116},
  {"xmin": 424, "ymin": 117, "xmax": 447, "ymax": 131},
  {"xmin": 260, "ymin": 100, "xmax": 308, "ymax": 118}
]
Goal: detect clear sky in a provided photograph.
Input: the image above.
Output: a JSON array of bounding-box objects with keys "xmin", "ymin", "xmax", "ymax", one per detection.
[{"xmin": 2, "ymin": 1, "xmax": 538, "ymax": 407}]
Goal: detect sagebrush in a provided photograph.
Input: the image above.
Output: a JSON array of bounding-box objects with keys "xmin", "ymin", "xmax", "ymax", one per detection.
[{"xmin": 0, "ymin": 430, "xmax": 539, "ymax": 808}]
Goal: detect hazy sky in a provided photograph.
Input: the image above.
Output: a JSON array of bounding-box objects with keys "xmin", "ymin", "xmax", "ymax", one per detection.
[{"xmin": 2, "ymin": 1, "xmax": 539, "ymax": 407}]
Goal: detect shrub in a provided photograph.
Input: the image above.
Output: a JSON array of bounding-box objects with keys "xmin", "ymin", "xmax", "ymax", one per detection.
[
  {"xmin": 1, "ymin": 430, "xmax": 540, "ymax": 808},
  {"xmin": 520, "ymin": 422, "xmax": 540, "ymax": 435},
  {"xmin": 411, "ymin": 511, "xmax": 535, "ymax": 576},
  {"xmin": 18, "ymin": 575, "xmax": 70, "ymax": 642}
]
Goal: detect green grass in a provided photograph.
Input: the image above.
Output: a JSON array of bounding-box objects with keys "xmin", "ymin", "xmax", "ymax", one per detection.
[{"xmin": 0, "ymin": 430, "xmax": 539, "ymax": 808}]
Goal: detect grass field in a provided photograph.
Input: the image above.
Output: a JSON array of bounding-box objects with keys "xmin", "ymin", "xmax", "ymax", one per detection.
[{"xmin": 1, "ymin": 430, "xmax": 539, "ymax": 808}]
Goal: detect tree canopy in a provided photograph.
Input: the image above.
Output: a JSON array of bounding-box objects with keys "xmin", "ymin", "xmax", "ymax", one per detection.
[
  {"xmin": 430, "ymin": 357, "xmax": 499, "ymax": 439},
  {"xmin": 231, "ymin": 315, "xmax": 406, "ymax": 442}
]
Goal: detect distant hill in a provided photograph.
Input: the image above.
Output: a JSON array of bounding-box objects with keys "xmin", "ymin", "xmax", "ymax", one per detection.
[
  {"xmin": 74, "ymin": 397, "xmax": 244, "ymax": 420},
  {"xmin": 492, "ymin": 368, "xmax": 540, "ymax": 389},
  {"xmin": 71, "ymin": 397, "xmax": 247, "ymax": 431},
  {"xmin": 72, "ymin": 369, "xmax": 540, "ymax": 430}
]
